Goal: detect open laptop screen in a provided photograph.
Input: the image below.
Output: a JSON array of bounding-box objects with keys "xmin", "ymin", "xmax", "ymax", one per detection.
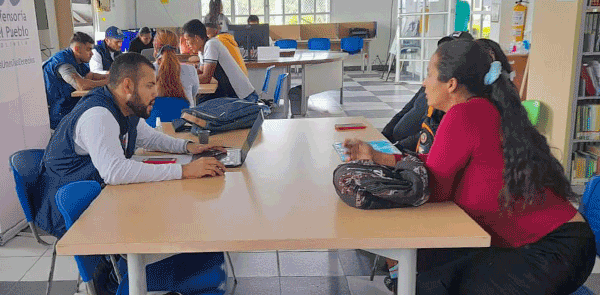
[{"xmin": 240, "ymin": 110, "xmax": 265, "ymax": 162}]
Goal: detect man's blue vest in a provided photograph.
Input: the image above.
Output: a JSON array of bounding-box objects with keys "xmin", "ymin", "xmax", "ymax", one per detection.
[
  {"xmin": 35, "ymin": 86, "xmax": 139, "ymax": 237},
  {"xmin": 42, "ymin": 48, "xmax": 90, "ymax": 129},
  {"xmin": 94, "ymin": 41, "xmax": 121, "ymax": 71}
]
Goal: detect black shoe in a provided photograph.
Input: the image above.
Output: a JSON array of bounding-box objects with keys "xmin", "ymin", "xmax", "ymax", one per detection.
[{"xmin": 384, "ymin": 275, "xmax": 397, "ymax": 293}]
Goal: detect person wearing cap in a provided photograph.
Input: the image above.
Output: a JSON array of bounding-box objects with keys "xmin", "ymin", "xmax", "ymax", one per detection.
[
  {"xmin": 42, "ymin": 32, "xmax": 109, "ymax": 130},
  {"xmin": 128, "ymin": 27, "xmax": 154, "ymax": 54},
  {"xmin": 90, "ymin": 26, "xmax": 124, "ymax": 74},
  {"xmin": 153, "ymin": 29, "xmax": 200, "ymax": 106},
  {"xmin": 382, "ymin": 31, "xmax": 474, "ymax": 152}
]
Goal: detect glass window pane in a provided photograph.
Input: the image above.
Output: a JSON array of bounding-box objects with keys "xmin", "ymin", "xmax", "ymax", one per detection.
[
  {"xmin": 398, "ymin": 58, "xmax": 423, "ymax": 83},
  {"xmin": 401, "ymin": 0, "xmax": 424, "ymax": 14},
  {"xmin": 428, "ymin": 0, "xmax": 448, "ymax": 13},
  {"xmin": 201, "ymin": 0, "xmax": 210, "ymax": 16},
  {"xmin": 315, "ymin": 14, "xmax": 329, "ymax": 23},
  {"xmin": 300, "ymin": 14, "xmax": 314, "ymax": 24},
  {"xmin": 270, "ymin": 15, "xmax": 284, "ymax": 25},
  {"xmin": 236, "ymin": 0, "xmax": 249, "ymax": 15},
  {"xmin": 423, "ymin": 14, "xmax": 447, "ymax": 38},
  {"xmin": 482, "ymin": 14, "xmax": 491, "ymax": 39},
  {"xmin": 301, "ymin": 0, "xmax": 315, "ymax": 13},
  {"xmin": 470, "ymin": 14, "xmax": 482, "ymax": 38},
  {"xmin": 233, "ymin": 16, "xmax": 248, "ymax": 24},
  {"xmin": 285, "ymin": 0, "xmax": 299, "ymax": 14},
  {"xmin": 223, "ymin": 0, "xmax": 232, "ymax": 15},
  {"xmin": 400, "ymin": 16, "xmax": 422, "ymax": 38},
  {"xmin": 396, "ymin": 39, "xmax": 421, "ymax": 60},
  {"xmin": 316, "ymin": 0, "xmax": 329, "ymax": 13},
  {"xmin": 250, "ymin": 0, "xmax": 264, "ymax": 15},
  {"xmin": 285, "ymin": 15, "xmax": 299, "ymax": 24},
  {"xmin": 423, "ymin": 39, "xmax": 438, "ymax": 61},
  {"xmin": 270, "ymin": 0, "xmax": 283, "ymax": 14}
]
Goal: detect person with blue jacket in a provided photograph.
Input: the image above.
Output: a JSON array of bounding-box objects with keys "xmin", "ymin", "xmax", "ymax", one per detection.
[
  {"xmin": 42, "ymin": 32, "xmax": 108, "ymax": 129},
  {"xmin": 90, "ymin": 26, "xmax": 124, "ymax": 74}
]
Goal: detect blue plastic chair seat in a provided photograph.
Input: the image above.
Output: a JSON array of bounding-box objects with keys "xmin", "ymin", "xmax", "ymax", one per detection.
[
  {"xmin": 146, "ymin": 97, "xmax": 190, "ymax": 127},
  {"xmin": 275, "ymin": 39, "xmax": 297, "ymax": 49},
  {"xmin": 341, "ymin": 37, "xmax": 364, "ymax": 55},
  {"xmin": 308, "ymin": 38, "xmax": 331, "ymax": 51}
]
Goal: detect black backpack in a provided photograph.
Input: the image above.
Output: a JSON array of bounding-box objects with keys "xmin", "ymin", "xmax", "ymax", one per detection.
[
  {"xmin": 416, "ymin": 106, "xmax": 445, "ymax": 154},
  {"xmin": 332, "ymin": 152, "xmax": 429, "ymax": 209}
]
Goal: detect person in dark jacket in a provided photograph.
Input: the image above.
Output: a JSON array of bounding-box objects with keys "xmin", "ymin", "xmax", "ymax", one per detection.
[
  {"xmin": 128, "ymin": 27, "xmax": 154, "ymax": 54},
  {"xmin": 382, "ymin": 31, "xmax": 474, "ymax": 151},
  {"xmin": 90, "ymin": 26, "xmax": 124, "ymax": 74},
  {"xmin": 42, "ymin": 32, "xmax": 108, "ymax": 129}
]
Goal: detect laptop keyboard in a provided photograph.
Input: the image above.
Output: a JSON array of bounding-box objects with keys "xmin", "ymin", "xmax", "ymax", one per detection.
[{"xmin": 221, "ymin": 150, "xmax": 241, "ymax": 166}]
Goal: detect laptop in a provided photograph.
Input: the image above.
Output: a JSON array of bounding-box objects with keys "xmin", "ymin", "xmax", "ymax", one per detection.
[{"xmin": 193, "ymin": 110, "xmax": 264, "ymax": 167}]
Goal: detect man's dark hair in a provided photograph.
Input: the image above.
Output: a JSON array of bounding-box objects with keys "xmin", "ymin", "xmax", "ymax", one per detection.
[
  {"xmin": 182, "ymin": 19, "xmax": 208, "ymax": 40},
  {"xmin": 205, "ymin": 22, "xmax": 219, "ymax": 30},
  {"xmin": 139, "ymin": 27, "xmax": 151, "ymax": 35},
  {"xmin": 108, "ymin": 53, "xmax": 155, "ymax": 89},
  {"xmin": 247, "ymin": 15, "xmax": 259, "ymax": 24},
  {"xmin": 70, "ymin": 32, "xmax": 94, "ymax": 45}
]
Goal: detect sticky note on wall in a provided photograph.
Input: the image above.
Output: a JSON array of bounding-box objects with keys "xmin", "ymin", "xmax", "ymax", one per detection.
[{"xmin": 161, "ymin": 0, "xmax": 169, "ymax": 3}]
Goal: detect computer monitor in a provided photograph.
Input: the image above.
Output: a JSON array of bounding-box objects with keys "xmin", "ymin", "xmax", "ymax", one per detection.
[{"xmin": 228, "ymin": 24, "xmax": 270, "ymax": 60}]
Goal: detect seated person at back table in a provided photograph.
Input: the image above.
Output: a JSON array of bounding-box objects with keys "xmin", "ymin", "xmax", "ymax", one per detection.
[
  {"xmin": 183, "ymin": 19, "xmax": 258, "ymax": 103},
  {"xmin": 344, "ymin": 40, "xmax": 595, "ymax": 294},
  {"xmin": 153, "ymin": 29, "xmax": 200, "ymax": 107},
  {"xmin": 42, "ymin": 32, "xmax": 108, "ymax": 130},
  {"xmin": 90, "ymin": 26, "xmax": 124, "ymax": 74},
  {"xmin": 247, "ymin": 15, "xmax": 274, "ymax": 46},
  {"xmin": 381, "ymin": 31, "xmax": 473, "ymax": 151},
  {"xmin": 128, "ymin": 26, "xmax": 154, "ymax": 54},
  {"xmin": 205, "ymin": 22, "xmax": 249, "ymax": 77}
]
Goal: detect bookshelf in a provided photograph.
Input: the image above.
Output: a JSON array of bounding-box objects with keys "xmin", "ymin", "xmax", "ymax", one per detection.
[{"xmin": 567, "ymin": 1, "xmax": 600, "ymax": 193}]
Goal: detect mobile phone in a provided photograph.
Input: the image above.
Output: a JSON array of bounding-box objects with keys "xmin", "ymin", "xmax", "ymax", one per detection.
[
  {"xmin": 335, "ymin": 123, "xmax": 367, "ymax": 131},
  {"xmin": 143, "ymin": 157, "xmax": 177, "ymax": 164}
]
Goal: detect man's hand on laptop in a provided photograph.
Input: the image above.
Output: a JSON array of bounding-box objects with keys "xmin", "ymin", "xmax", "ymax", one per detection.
[
  {"xmin": 182, "ymin": 157, "xmax": 226, "ymax": 178},
  {"xmin": 186, "ymin": 142, "xmax": 227, "ymax": 154}
]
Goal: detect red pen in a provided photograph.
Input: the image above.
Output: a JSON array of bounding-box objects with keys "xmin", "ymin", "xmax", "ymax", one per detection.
[{"xmin": 335, "ymin": 123, "xmax": 367, "ymax": 131}]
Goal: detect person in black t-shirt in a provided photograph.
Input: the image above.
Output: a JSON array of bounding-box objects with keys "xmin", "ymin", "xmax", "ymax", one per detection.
[{"xmin": 128, "ymin": 27, "xmax": 154, "ymax": 54}]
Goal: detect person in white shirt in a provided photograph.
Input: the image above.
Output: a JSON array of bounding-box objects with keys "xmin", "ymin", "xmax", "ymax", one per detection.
[
  {"xmin": 182, "ymin": 19, "xmax": 258, "ymax": 103},
  {"xmin": 153, "ymin": 29, "xmax": 200, "ymax": 106},
  {"xmin": 90, "ymin": 26, "xmax": 124, "ymax": 74}
]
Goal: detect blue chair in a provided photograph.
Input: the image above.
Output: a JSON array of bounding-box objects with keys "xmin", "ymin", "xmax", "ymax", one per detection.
[
  {"xmin": 55, "ymin": 181, "xmax": 114, "ymax": 295},
  {"xmin": 573, "ymin": 175, "xmax": 600, "ymax": 294},
  {"xmin": 275, "ymin": 39, "xmax": 298, "ymax": 49},
  {"xmin": 308, "ymin": 38, "xmax": 331, "ymax": 51},
  {"xmin": 261, "ymin": 65, "xmax": 276, "ymax": 95},
  {"xmin": 273, "ymin": 73, "xmax": 289, "ymax": 105},
  {"xmin": 146, "ymin": 97, "xmax": 191, "ymax": 128},
  {"xmin": 121, "ymin": 31, "xmax": 138, "ymax": 52},
  {"xmin": 341, "ymin": 37, "xmax": 366, "ymax": 72}
]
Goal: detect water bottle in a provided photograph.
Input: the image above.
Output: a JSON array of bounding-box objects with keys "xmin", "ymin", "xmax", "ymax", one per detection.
[{"xmin": 155, "ymin": 117, "xmax": 163, "ymax": 132}]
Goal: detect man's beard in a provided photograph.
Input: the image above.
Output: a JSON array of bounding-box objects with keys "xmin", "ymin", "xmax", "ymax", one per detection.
[{"xmin": 126, "ymin": 91, "xmax": 151, "ymax": 119}]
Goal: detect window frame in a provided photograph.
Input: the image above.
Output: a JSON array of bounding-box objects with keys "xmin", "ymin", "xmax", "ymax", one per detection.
[{"xmin": 201, "ymin": 0, "xmax": 331, "ymax": 25}]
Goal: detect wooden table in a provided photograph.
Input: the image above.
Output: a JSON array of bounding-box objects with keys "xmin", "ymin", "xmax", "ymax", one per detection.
[
  {"xmin": 246, "ymin": 50, "xmax": 348, "ymax": 118},
  {"xmin": 56, "ymin": 117, "xmax": 490, "ymax": 295},
  {"xmin": 71, "ymin": 80, "xmax": 218, "ymax": 97}
]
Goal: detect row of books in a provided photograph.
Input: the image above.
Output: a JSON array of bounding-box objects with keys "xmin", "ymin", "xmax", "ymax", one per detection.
[
  {"xmin": 580, "ymin": 62, "xmax": 600, "ymax": 96},
  {"xmin": 584, "ymin": 13, "xmax": 600, "ymax": 52},
  {"xmin": 572, "ymin": 146, "xmax": 600, "ymax": 185},
  {"xmin": 591, "ymin": 0, "xmax": 600, "ymax": 6},
  {"xmin": 575, "ymin": 104, "xmax": 600, "ymax": 139}
]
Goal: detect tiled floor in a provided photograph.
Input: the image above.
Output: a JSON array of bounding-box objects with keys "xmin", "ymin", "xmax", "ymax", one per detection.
[{"xmin": 2, "ymin": 71, "xmax": 600, "ymax": 294}]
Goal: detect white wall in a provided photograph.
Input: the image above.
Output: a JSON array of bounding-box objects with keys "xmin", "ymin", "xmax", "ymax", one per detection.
[{"xmin": 498, "ymin": 0, "xmax": 535, "ymax": 51}]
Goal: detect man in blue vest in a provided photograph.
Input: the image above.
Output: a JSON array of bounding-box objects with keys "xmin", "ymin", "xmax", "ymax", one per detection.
[
  {"xmin": 90, "ymin": 26, "xmax": 124, "ymax": 74},
  {"xmin": 42, "ymin": 32, "xmax": 109, "ymax": 129},
  {"xmin": 37, "ymin": 53, "xmax": 227, "ymax": 295}
]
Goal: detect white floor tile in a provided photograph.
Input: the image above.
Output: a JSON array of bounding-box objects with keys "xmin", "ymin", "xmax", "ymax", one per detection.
[
  {"xmin": 342, "ymin": 91, "xmax": 377, "ymax": 98},
  {"xmin": 347, "ymin": 276, "xmax": 391, "ymax": 295},
  {"xmin": 352, "ymin": 77, "xmax": 386, "ymax": 82},
  {"xmin": 363, "ymin": 85, "xmax": 410, "ymax": 92},
  {"xmin": 279, "ymin": 251, "xmax": 344, "ymax": 277},
  {"xmin": 377, "ymin": 95, "xmax": 415, "ymax": 103},
  {"xmin": 21, "ymin": 256, "xmax": 79, "ymax": 281},
  {"xmin": 226, "ymin": 252, "xmax": 279, "ymax": 278},
  {"xmin": 0, "ymin": 236, "xmax": 54, "ymax": 257},
  {"xmin": 341, "ymin": 102, "xmax": 393, "ymax": 111},
  {"xmin": 342, "ymin": 82, "xmax": 362, "ymax": 87},
  {"xmin": 0, "ymin": 257, "xmax": 39, "ymax": 281}
]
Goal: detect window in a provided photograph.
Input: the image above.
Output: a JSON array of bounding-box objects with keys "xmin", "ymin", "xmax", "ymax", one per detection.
[
  {"xmin": 464, "ymin": 0, "xmax": 492, "ymax": 39},
  {"xmin": 200, "ymin": 0, "xmax": 330, "ymax": 25}
]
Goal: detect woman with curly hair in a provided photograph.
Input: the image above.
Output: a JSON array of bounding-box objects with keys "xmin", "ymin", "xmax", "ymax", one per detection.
[{"xmin": 344, "ymin": 40, "xmax": 595, "ymax": 294}]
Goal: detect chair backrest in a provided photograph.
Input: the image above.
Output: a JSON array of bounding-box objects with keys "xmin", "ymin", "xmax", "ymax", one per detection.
[
  {"xmin": 273, "ymin": 73, "xmax": 289, "ymax": 105},
  {"xmin": 580, "ymin": 175, "xmax": 600, "ymax": 257},
  {"xmin": 121, "ymin": 31, "xmax": 138, "ymax": 52},
  {"xmin": 140, "ymin": 48, "xmax": 155, "ymax": 62},
  {"xmin": 521, "ymin": 100, "xmax": 541, "ymax": 126},
  {"xmin": 308, "ymin": 38, "xmax": 331, "ymax": 50},
  {"xmin": 262, "ymin": 65, "xmax": 276, "ymax": 94},
  {"xmin": 55, "ymin": 180, "xmax": 104, "ymax": 283},
  {"xmin": 146, "ymin": 97, "xmax": 191, "ymax": 128},
  {"xmin": 275, "ymin": 39, "xmax": 298, "ymax": 49},
  {"xmin": 9, "ymin": 149, "xmax": 45, "ymax": 222},
  {"xmin": 341, "ymin": 37, "xmax": 363, "ymax": 54}
]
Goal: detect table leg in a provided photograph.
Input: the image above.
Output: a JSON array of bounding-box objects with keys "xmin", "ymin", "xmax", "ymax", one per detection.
[
  {"xmin": 301, "ymin": 64, "xmax": 307, "ymax": 116},
  {"xmin": 128, "ymin": 253, "xmax": 147, "ymax": 295},
  {"xmin": 396, "ymin": 249, "xmax": 417, "ymax": 295},
  {"xmin": 340, "ymin": 61, "xmax": 344, "ymax": 105},
  {"xmin": 285, "ymin": 65, "xmax": 291, "ymax": 119},
  {"xmin": 366, "ymin": 41, "xmax": 372, "ymax": 72}
]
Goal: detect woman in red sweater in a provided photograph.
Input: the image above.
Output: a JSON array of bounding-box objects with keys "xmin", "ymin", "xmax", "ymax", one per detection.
[{"xmin": 345, "ymin": 40, "xmax": 595, "ymax": 294}]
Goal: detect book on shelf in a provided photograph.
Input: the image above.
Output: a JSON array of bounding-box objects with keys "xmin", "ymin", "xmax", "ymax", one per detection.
[
  {"xmin": 572, "ymin": 150, "xmax": 598, "ymax": 183},
  {"xmin": 575, "ymin": 105, "xmax": 600, "ymax": 137},
  {"xmin": 592, "ymin": 0, "xmax": 600, "ymax": 7},
  {"xmin": 581, "ymin": 64, "xmax": 598, "ymax": 96}
]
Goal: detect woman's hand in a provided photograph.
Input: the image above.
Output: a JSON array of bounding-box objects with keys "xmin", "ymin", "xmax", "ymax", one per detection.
[
  {"xmin": 343, "ymin": 138, "xmax": 399, "ymax": 166},
  {"xmin": 186, "ymin": 142, "xmax": 227, "ymax": 154}
]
